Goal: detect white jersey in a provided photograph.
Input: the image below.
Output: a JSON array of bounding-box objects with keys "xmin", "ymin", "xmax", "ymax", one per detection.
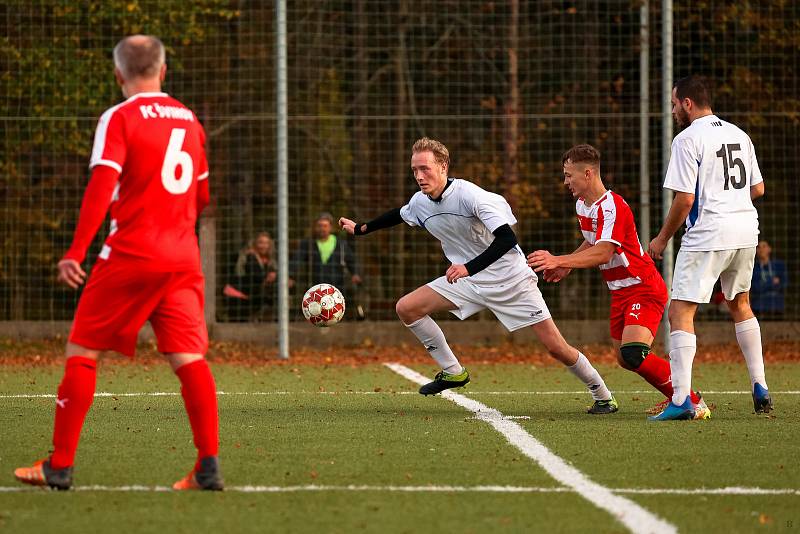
[
  {"xmin": 663, "ymin": 114, "xmax": 762, "ymax": 251},
  {"xmin": 399, "ymin": 178, "xmax": 530, "ymax": 284}
]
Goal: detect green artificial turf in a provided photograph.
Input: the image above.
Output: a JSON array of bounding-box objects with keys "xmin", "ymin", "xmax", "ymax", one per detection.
[{"xmin": 0, "ymin": 361, "xmax": 797, "ymax": 533}]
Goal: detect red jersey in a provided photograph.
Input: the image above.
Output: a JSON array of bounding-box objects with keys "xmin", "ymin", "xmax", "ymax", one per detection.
[
  {"xmin": 575, "ymin": 191, "xmax": 659, "ymax": 291},
  {"xmin": 87, "ymin": 92, "xmax": 208, "ymax": 271}
]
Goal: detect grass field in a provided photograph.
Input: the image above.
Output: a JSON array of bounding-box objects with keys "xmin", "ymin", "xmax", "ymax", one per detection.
[{"xmin": 1, "ymin": 343, "xmax": 798, "ymax": 533}]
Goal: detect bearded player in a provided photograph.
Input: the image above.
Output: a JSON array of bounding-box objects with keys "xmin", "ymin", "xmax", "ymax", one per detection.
[
  {"xmin": 528, "ymin": 144, "xmax": 710, "ymax": 419},
  {"xmin": 648, "ymin": 76, "xmax": 770, "ymax": 420},
  {"xmin": 14, "ymin": 35, "xmax": 222, "ymax": 490}
]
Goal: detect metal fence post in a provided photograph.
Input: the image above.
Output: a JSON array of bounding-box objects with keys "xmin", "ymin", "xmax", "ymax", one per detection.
[
  {"xmin": 276, "ymin": 0, "xmax": 290, "ymax": 359},
  {"xmin": 661, "ymin": 0, "xmax": 674, "ymax": 351}
]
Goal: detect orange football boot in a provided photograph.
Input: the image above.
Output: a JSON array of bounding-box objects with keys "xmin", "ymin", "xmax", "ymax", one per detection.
[
  {"xmin": 14, "ymin": 459, "xmax": 73, "ymax": 490},
  {"xmin": 173, "ymin": 456, "xmax": 224, "ymax": 491}
]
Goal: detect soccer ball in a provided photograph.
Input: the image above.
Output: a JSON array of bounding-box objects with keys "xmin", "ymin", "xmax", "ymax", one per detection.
[{"xmin": 301, "ymin": 283, "xmax": 346, "ymax": 327}]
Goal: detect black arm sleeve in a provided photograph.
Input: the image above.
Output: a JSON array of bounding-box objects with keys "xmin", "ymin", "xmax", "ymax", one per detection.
[
  {"xmin": 354, "ymin": 207, "xmax": 404, "ymax": 235},
  {"xmin": 464, "ymin": 224, "xmax": 518, "ymax": 276}
]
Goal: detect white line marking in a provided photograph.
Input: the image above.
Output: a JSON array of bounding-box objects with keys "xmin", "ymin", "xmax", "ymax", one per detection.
[
  {"xmin": 467, "ymin": 415, "xmax": 531, "ymax": 421},
  {"xmin": 0, "ymin": 484, "xmax": 567, "ymax": 494},
  {"xmin": 616, "ymin": 487, "xmax": 800, "ymax": 496},
  {"xmin": 384, "ymin": 362, "xmax": 677, "ymax": 534},
  {"xmin": 2, "ymin": 390, "xmax": 798, "ymax": 399},
  {"xmin": 0, "ymin": 484, "xmax": 797, "ymax": 495}
]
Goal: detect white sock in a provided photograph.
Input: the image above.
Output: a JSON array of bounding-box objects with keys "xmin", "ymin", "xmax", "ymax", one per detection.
[
  {"xmin": 567, "ymin": 352, "xmax": 611, "ymax": 401},
  {"xmin": 405, "ymin": 316, "xmax": 463, "ymax": 374},
  {"xmin": 669, "ymin": 330, "xmax": 696, "ymax": 405},
  {"xmin": 735, "ymin": 317, "xmax": 767, "ymax": 389}
]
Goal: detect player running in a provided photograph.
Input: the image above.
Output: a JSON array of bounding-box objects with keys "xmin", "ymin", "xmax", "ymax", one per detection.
[
  {"xmin": 648, "ymin": 75, "xmax": 771, "ymax": 420},
  {"xmin": 527, "ymin": 144, "xmax": 710, "ymax": 419},
  {"xmin": 339, "ymin": 137, "xmax": 618, "ymax": 414},
  {"xmin": 14, "ymin": 35, "xmax": 223, "ymax": 490}
]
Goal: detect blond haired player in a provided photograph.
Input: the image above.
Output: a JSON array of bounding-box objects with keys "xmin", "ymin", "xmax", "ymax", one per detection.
[{"xmin": 339, "ymin": 138, "xmax": 618, "ymax": 414}]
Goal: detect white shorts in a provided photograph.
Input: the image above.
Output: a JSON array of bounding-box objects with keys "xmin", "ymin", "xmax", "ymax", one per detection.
[
  {"xmin": 427, "ymin": 273, "xmax": 551, "ymax": 332},
  {"xmin": 671, "ymin": 248, "xmax": 755, "ymax": 303}
]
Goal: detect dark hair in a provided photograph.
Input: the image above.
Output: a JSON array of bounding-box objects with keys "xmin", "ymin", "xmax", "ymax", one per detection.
[
  {"xmin": 561, "ymin": 144, "xmax": 601, "ymax": 168},
  {"xmin": 673, "ymin": 75, "xmax": 712, "ymax": 108},
  {"xmin": 316, "ymin": 212, "xmax": 334, "ymax": 225}
]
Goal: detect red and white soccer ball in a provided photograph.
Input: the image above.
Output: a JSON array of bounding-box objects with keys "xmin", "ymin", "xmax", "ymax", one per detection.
[{"xmin": 301, "ymin": 283, "xmax": 346, "ymax": 327}]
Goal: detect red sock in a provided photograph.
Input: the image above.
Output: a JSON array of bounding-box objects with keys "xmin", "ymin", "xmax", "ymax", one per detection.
[
  {"xmin": 176, "ymin": 360, "xmax": 219, "ymax": 468},
  {"xmin": 637, "ymin": 353, "xmax": 700, "ymax": 404},
  {"xmin": 50, "ymin": 357, "xmax": 97, "ymax": 469}
]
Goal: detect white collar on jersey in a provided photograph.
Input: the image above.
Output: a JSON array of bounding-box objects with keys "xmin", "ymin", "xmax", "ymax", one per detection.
[
  {"xmin": 691, "ymin": 114, "xmax": 719, "ymax": 125},
  {"xmin": 581, "ymin": 189, "xmax": 610, "ymax": 208},
  {"xmin": 124, "ymin": 91, "xmax": 169, "ymax": 103}
]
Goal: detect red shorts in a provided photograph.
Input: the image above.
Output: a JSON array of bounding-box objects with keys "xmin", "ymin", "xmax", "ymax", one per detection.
[
  {"xmin": 609, "ymin": 276, "xmax": 667, "ymax": 341},
  {"xmin": 69, "ymin": 260, "xmax": 208, "ymax": 357}
]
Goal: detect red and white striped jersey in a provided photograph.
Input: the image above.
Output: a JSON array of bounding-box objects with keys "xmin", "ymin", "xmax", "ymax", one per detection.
[{"xmin": 575, "ymin": 191, "xmax": 659, "ymax": 291}]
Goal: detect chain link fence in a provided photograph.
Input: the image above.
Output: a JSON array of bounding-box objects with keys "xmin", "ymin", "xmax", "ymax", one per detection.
[{"xmin": 2, "ymin": 1, "xmax": 798, "ymax": 327}]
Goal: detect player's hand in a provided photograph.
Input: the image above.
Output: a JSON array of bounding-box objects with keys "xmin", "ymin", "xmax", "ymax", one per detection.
[
  {"xmin": 445, "ymin": 264, "xmax": 469, "ymax": 284},
  {"xmin": 527, "ymin": 250, "xmax": 561, "ymax": 273},
  {"xmin": 543, "ymin": 266, "xmax": 572, "ymax": 283},
  {"xmin": 351, "ymin": 274, "xmax": 362, "ymax": 285},
  {"xmin": 339, "ymin": 217, "xmax": 358, "ymax": 235},
  {"xmin": 648, "ymin": 236, "xmax": 668, "ymax": 260},
  {"xmin": 57, "ymin": 259, "xmax": 86, "ymax": 289}
]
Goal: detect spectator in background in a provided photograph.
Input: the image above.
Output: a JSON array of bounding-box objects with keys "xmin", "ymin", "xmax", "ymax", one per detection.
[
  {"xmin": 224, "ymin": 232, "xmax": 277, "ymax": 321},
  {"xmin": 751, "ymin": 240, "xmax": 788, "ymax": 319},
  {"xmin": 290, "ymin": 213, "xmax": 363, "ymax": 312}
]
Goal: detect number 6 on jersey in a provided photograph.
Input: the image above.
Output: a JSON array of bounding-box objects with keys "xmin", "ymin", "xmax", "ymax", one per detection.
[{"xmin": 161, "ymin": 128, "xmax": 194, "ymax": 194}]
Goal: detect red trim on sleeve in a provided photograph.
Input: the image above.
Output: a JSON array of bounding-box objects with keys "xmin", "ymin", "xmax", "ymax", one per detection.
[
  {"xmin": 62, "ymin": 166, "xmax": 119, "ymax": 263},
  {"xmin": 595, "ymin": 205, "xmax": 605, "ymax": 241},
  {"xmin": 609, "ymin": 194, "xmax": 628, "ymax": 245}
]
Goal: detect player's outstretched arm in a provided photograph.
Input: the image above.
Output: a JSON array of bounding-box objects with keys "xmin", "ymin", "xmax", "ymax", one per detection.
[
  {"xmin": 527, "ymin": 240, "xmax": 589, "ymax": 282},
  {"xmin": 648, "ymin": 191, "xmax": 694, "ymax": 259},
  {"xmin": 529, "ymin": 241, "xmax": 614, "ymax": 273},
  {"xmin": 339, "ymin": 217, "xmax": 359, "ymax": 235},
  {"xmin": 340, "ymin": 207, "xmax": 404, "ymax": 236}
]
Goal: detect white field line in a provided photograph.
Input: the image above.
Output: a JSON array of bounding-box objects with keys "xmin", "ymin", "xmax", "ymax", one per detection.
[
  {"xmin": 384, "ymin": 363, "xmax": 676, "ymax": 534},
  {"xmin": 0, "ymin": 484, "xmax": 797, "ymax": 495},
  {"xmin": 2, "ymin": 390, "xmax": 799, "ymax": 399}
]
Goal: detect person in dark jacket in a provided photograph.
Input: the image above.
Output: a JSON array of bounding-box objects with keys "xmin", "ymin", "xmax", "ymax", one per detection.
[
  {"xmin": 225, "ymin": 232, "xmax": 277, "ymax": 321},
  {"xmin": 289, "ymin": 213, "xmax": 362, "ymax": 301},
  {"xmin": 751, "ymin": 240, "xmax": 788, "ymax": 319}
]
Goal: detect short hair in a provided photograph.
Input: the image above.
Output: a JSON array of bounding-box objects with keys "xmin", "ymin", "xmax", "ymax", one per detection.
[
  {"xmin": 562, "ymin": 144, "xmax": 601, "ymax": 169},
  {"xmin": 673, "ymin": 75, "xmax": 712, "ymax": 108},
  {"xmin": 316, "ymin": 212, "xmax": 334, "ymax": 225},
  {"xmin": 412, "ymin": 137, "xmax": 450, "ymax": 169},
  {"xmin": 113, "ymin": 35, "xmax": 165, "ymax": 80}
]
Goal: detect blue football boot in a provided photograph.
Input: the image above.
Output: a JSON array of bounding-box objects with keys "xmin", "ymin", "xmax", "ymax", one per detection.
[
  {"xmin": 752, "ymin": 383, "xmax": 773, "ymax": 414},
  {"xmin": 648, "ymin": 395, "xmax": 695, "ymax": 421}
]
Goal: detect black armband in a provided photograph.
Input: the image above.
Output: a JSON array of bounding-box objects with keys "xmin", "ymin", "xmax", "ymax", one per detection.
[
  {"xmin": 356, "ymin": 207, "xmax": 403, "ymax": 235},
  {"xmin": 464, "ymin": 224, "xmax": 518, "ymax": 276}
]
